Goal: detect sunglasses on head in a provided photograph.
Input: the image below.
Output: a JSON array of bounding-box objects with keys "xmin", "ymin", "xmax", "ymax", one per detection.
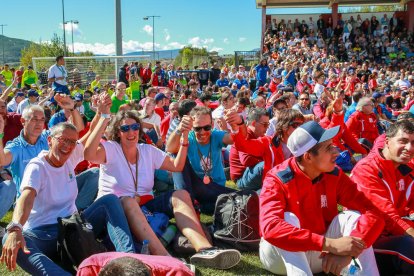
[
  {"xmin": 193, "ymin": 125, "xmax": 212, "ymax": 132},
  {"xmin": 289, "ymin": 121, "xmax": 303, "ymax": 129},
  {"xmin": 120, "ymin": 123, "xmax": 140, "ymax": 133}
]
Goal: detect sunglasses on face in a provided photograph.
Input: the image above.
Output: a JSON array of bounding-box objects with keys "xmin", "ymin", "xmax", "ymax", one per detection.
[
  {"xmin": 299, "ymin": 98, "xmax": 310, "ymax": 101},
  {"xmin": 258, "ymin": 122, "xmax": 270, "ymax": 127},
  {"xmin": 120, "ymin": 123, "xmax": 140, "ymax": 133},
  {"xmin": 193, "ymin": 125, "xmax": 212, "ymax": 132}
]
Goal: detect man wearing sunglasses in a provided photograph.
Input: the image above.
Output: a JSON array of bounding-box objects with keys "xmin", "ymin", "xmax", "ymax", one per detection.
[{"xmin": 166, "ymin": 106, "xmax": 235, "ymax": 214}]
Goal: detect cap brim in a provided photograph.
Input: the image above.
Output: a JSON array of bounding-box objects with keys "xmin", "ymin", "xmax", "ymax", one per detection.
[{"xmin": 319, "ymin": 125, "xmax": 340, "ymax": 143}]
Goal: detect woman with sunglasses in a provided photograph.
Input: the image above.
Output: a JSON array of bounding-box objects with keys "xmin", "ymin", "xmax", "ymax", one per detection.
[
  {"xmin": 227, "ymin": 108, "xmax": 305, "ymax": 185},
  {"xmin": 84, "ymin": 108, "xmax": 241, "ymax": 269}
]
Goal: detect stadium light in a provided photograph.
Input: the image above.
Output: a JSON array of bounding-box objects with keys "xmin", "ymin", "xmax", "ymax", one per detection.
[
  {"xmin": 142, "ymin": 15, "xmax": 160, "ymax": 60},
  {"xmin": 62, "ymin": 0, "xmax": 66, "ymax": 56},
  {"xmin": 65, "ymin": 20, "xmax": 79, "ymax": 55}
]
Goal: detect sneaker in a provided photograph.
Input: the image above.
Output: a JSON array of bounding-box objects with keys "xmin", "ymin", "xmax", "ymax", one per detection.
[
  {"xmin": 0, "ymin": 226, "xmax": 5, "ymax": 240},
  {"xmin": 190, "ymin": 247, "xmax": 241, "ymax": 270},
  {"xmin": 179, "ymin": 258, "xmax": 196, "ymax": 273}
]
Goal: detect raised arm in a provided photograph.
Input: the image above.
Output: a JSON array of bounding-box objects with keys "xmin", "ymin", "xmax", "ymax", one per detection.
[
  {"xmin": 166, "ymin": 115, "xmax": 192, "ymax": 154},
  {"xmin": 0, "ymin": 116, "xmax": 13, "ymax": 167},
  {"xmin": 160, "ymin": 129, "xmax": 189, "ymax": 172},
  {"xmin": 0, "ymin": 79, "xmax": 18, "ymax": 102},
  {"xmin": 54, "ymin": 93, "xmax": 85, "ymax": 133}
]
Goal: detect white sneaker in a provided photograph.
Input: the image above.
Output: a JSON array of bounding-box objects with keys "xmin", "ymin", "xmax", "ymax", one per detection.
[{"xmin": 190, "ymin": 247, "xmax": 241, "ymax": 270}]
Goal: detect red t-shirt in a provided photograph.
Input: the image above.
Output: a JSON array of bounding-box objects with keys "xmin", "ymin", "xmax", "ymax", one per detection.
[
  {"xmin": 4, "ymin": 113, "xmax": 23, "ymax": 144},
  {"xmin": 154, "ymin": 106, "xmax": 165, "ymax": 121},
  {"xmin": 77, "ymin": 252, "xmax": 194, "ymax": 276}
]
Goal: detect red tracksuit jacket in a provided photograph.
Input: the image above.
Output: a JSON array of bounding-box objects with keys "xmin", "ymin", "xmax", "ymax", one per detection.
[
  {"xmin": 351, "ymin": 147, "xmax": 414, "ymax": 236},
  {"xmin": 346, "ymin": 110, "xmax": 379, "ymax": 144},
  {"xmin": 260, "ymin": 158, "xmax": 384, "ymax": 252}
]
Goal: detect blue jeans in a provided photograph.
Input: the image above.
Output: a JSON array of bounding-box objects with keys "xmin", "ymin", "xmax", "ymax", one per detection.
[
  {"xmin": 181, "ymin": 160, "xmax": 235, "ymax": 214},
  {"xmin": 75, "ymin": 167, "xmax": 99, "ymax": 210},
  {"xmin": 236, "ymin": 161, "xmax": 264, "ymax": 191},
  {"xmin": 0, "ymin": 180, "xmax": 16, "ymax": 219},
  {"xmin": 3, "ymin": 194, "xmax": 136, "ymax": 275}
]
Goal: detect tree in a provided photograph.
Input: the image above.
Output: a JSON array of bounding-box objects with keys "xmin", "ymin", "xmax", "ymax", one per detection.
[{"xmin": 174, "ymin": 46, "xmax": 209, "ymax": 68}]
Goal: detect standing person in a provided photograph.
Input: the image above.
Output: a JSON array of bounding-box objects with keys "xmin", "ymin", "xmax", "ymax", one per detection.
[
  {"xmin": 110, "ymin": 82, "xmax": 128, "ymax": 114},
  {"xmin": 118, "ymin": 63, "xmax": 129, "ymax": 88},
  {"xmin": 0, "ymin": 64, "xmax": 13, "ymax": 87},
  {"xmin": 257, "ymin": 120, "xmax": 384, "ymax": 276},
  {"xmin": 21, "ymin": 66, "xmax": 38, "ymax": 90},
  {"xmin": 255, "ymin": 59, "xmax": 270, "ymax": 88},
  {"xmin": 14, "ymin": 66, "xmax": 24, "ymax": 88},
  {"xmin": 48, "ymin": 56, "xmax": 69, "ymax": 95},
  {"xmin": 0, "ymin": 122, "xmax": 136, "ymax": 275},
  {"xmin": 85, "ymin": 66, "xmax": 96, "ymax": 85},
  {"xmin": 351, "ymin": 120, "xmax": 414, "ymax": 275}
]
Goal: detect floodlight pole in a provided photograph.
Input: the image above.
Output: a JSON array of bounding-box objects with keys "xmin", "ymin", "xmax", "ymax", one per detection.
[
  {"xmin": 65, "ymin": 20, "xmax": 79, "ymax": 55},
  {"xmin": 143, "ymin": 16, "xmax": 160, "ymax": 60},
  {"xmin": 62, "ymin": 0, "xmax": 67, "ymax": 56},
  {"xmin": 0, "ymin": 24, "xmax": 7, "ymax": 65}
]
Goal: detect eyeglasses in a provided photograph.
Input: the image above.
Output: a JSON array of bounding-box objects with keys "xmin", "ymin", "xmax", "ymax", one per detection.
[
  {"xmin": 53, "ymin": 136, "xmax": 77, "ymax": 147},
  {"xmin": 289, "ymin": 121, "xmax": 303, "ymax": 129},
  {"xmin": 193, "ymin": 125, "xmax": 212, "ymax": 132},
  {"xmin": 258, "ymin": 122, "xmax": 270, "ymax": 127},
  {"xmin": 120, "ymin": 123, "xmax": 140, "ymax": 133},
  {"xmin": 299, "ymin": 98, "xmax": 310, "ymax": 101}
]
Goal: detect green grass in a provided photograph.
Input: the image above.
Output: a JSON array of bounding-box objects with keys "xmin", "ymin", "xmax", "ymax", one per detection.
[{"xmin": 0, "ymin": 181, "xmax": 271, "ymax": 275}]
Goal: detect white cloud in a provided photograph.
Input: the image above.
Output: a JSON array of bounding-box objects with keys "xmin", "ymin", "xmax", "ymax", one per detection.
[
  {"xmin": 164, "ymin": 29, "xmax": 171, "ymax": 42},
  {"xmin": 142, "ymin": 25, "xmax": 153, "ymax": 36},
  {"xmin": 188, "ymin": 37, "xmax": 214, "ymax": 48},
  {"xmin": 72, "ymin": 40, "xmax": 185, "ymax": 55},
  {"xmin": 239, "ymin": 37, "xmax": 247, "ymax": 42},
  {"xmin": 210, "ymin": 47, "xmax": 224, "ymax": 52},
  {"xmin": 59, "ymin": 22, "xmax": 82, "ymax": 36},
  {"xmin": 223, "ymin": 38, "xmax": 230, "ymax": 44}
]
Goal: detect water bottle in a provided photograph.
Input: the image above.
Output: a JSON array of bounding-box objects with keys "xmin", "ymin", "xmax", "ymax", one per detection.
[
  {"xmin": 141, "ymin": 239, "xmax": 150, "ymax": 255},
  {"xmin": 160, "ymin": 225, "xmax": 177, "ymax": 247}
]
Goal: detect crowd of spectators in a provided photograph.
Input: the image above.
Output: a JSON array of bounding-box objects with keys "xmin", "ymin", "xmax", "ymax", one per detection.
[{"xmin": 0, "ymin": 11, "xmax": 414, "ymax": 276}]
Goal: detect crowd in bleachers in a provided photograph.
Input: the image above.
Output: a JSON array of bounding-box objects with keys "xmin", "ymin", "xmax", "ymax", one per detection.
[{"xmin": 0, "ymin": 12, "xmax": 414, "ymax": 275}]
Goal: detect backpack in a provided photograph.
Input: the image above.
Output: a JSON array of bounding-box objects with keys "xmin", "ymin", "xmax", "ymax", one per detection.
[
  {"xmin": 213, "ymin": 190, "xmax": 261, "ymax": 252},
  {"xmin": 57, "ymin": 212, "xmax": 107, "ymax": 273}
]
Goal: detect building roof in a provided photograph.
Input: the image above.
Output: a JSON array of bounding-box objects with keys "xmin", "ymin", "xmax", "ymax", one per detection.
[{"xmin": 256, "ymin": 0, "xmax": 402, "ymax": 8}]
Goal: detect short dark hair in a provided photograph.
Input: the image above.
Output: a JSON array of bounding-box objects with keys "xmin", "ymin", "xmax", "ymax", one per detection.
[
  {"xmin": 199, "ymin": 93, "xmax": 212, "ymax": 103},
  {"xmin": 56, "ymin": 55, "xmax": 64, "ymax": 62},
  {"xmin": 98, "ymin": 256, "xmax": 150, "ymax": 276},
  {"xmin": 386, "ymin": 120, "xmax": 414, "ymax": 139},
  {"xmin": 352, "ymin": 92, "xmax": 363, "ymax": 103},
  {"xmin": 178, "ymin": 99, "xmax": 196, "ymax": 118}
]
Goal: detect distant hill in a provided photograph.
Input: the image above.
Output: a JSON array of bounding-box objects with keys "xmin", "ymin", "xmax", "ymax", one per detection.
[
  {"xmin": 0, "ymin": 35, "xmax": 32, "ymax": 64},
  {"xmin": 124, "ymin": 49, "xmax": 180, "ymax": 59}
]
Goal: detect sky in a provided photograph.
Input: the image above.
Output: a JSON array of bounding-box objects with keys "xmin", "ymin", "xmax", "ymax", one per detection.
[{"xmin": 1, "ymin": 0, "xmax": 330, "ymax": 55}]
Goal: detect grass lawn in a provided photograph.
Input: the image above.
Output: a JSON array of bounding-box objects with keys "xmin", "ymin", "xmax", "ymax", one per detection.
[{"xmin": 0, "ymin": 181, "xmax": 273, "ymax": 275}]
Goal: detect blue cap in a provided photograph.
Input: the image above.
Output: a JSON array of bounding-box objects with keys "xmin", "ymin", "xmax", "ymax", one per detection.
[
  {"xmin": 154, "ymin": 93, "xmax": 167, "ymax": 103},
  {"xmin": 74, "ymin": 93, "xmax": 83, "ymax": 101},
  {"xmin": 287, "ymin": 121, "xmax": 340, "ymax": 157},
  {"xmin": 16, "ymin": 92, "xmax": 25, "ymax": 97},
  {"xmin": 384, "ymin": 87, "xmax": 391, "ymax": 94},
  {"xmin": 28, "ymin": 89, "xmax": 39, "ymax": 97},
  {"xmin": 372, "ymin": 92, "xmax": 384, "ymax": 99}
]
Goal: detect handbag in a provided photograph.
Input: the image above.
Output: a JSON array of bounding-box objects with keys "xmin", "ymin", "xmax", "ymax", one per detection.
[
  {"xmin": 141, "ymin": 206, "xmax": 170, "ymax": 238},
  {"xmin": 57, "ymin": 211, "xmax": 107, "ymax": 273}
]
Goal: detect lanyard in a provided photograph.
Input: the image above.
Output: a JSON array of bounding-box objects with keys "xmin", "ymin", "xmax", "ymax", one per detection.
[
  {"xmin": 196, "ymin": 139, "xmax": 212, "ymax": 184},
  {"xmin": 122, "ymin": 147, "xmax": 139, "ymax": 196},
  {"xmin": 57, "ymin": 65, "xmax": 66, "ymax": 77}
]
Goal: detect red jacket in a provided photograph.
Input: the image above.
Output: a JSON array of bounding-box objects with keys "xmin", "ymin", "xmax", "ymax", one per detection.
[
  {"xmin": 319, "ymin": 112, "xmax": 368, "ymax": 155},
  {"xmin": 229, "ymin": 128, "xmax": 263, "ymax": 180},
  {"xmin": 231, "ymin": 129, "xmax": 285, "ymax": 180},
  {"xmin": 346, "ymin": 110, "xmax": 379, "ymax": 144},
  {"xmin": 260, "ymin": 158, "xmax": 384, "ymax": 252},
  {"xmin": 351, "ymin": 147, "xmax": 414, "ymax": 236}
]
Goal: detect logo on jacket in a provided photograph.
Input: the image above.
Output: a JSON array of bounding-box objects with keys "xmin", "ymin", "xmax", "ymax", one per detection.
[
  {"xmin": 398, "ymin": 179, "xmax": 405, "ymax": 191},
  {"xmin": 321, "ymin": 195, "xmax": 328, "ymax": 208}
]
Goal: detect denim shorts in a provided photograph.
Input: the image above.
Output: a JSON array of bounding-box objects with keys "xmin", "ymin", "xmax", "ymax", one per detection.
[{"xmin": 142, "ymin": 190, "xmax": 175, "ymax": 218}]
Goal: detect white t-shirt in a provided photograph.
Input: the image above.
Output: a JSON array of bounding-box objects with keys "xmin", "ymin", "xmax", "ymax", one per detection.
[
  {"xmin": 97, "ymin": 141, "xmax": 166, "ymax": 199},
  {"xmin": 265, "ymin": 117, "xmax": 278, "ymax": 137},
  {"xmin": 20, "ymin": 143, "xmax": 84, "ymax": 230},
  {"xmin": 140, "ymin": 112, "xmax": 161, "ymax": 132},
  {"xmin": 314, "ymin": 83, "xmax": 325, "ymax": 99},
  {"xmin": 48, "ymin": 64, "xmax": 68, "ymax": 85}
]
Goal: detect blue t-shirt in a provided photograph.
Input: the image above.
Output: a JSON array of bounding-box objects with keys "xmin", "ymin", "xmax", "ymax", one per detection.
[
  {"xmin": 187, "ymin": 130, "xmax": 226, "ymax": 186},
  {"xmin": 233, "ymin": 78, "xmax": 248, "ymax": 89},
  {"xmin": 5, "ymin": 130, "xmax": 50, "ymax": 196},
  {"xmin": 344, "ymin": 102, "xmax": 357, "ymax": 122},
  {"xmin": 282, "ymin": 70, "xmax": 296, "ymax": 86},
  {"xmin": 255, "ymin": 65, "xmax": 270, "ymax": 82},
  {"xmin": 48, "ymin": 110, "xmax": 67, "ymax": 128},
  {"xmin": 216, "ymin": 78, "xmax": 229, "ymax": 88}
]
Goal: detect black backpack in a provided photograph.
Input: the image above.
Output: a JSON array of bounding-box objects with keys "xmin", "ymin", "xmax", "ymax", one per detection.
[
  {"xmin": 213, "ymin": 190, "xmax": 261, "ymax": 251},
  {"xmin": 57, "ymin": 212, "xmax": 107, "ymax": 273}
]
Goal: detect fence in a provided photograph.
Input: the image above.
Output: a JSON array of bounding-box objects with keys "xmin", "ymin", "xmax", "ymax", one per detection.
[
  {"xmin": 234, "ymin": 51, "xmax": 261, "ymax": 69},
  {"xmin": 32, "ymin": 55, "xmax": 150, "ymax": 89}
]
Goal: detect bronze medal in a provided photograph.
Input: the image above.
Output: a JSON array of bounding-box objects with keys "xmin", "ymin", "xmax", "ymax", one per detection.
[{"xmin": 203, "ymin": 175, "xmax": 211, "ymax": 185}]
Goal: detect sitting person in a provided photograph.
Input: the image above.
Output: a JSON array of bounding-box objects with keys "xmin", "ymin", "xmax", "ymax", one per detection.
[
  {"xmin": 351, "ymin": 120, "xmax": 414, "ymax": 275},
  {"xmin": 139, "ymin": 98, "xmax": 162, "ymax": 147},
  {"xmin": 0, "ymin": 122, "xmax": 136, "ymax": 275},
  {"xmin": 84, "ymin": 108, "xmax": 241, "ymax": 269},
  {"xmin": 228, "ymin": 108, "xmax": 305, "ymax": 186},
  {"xmin": 77, "ymin": 253, "xmax": 194, "ymax": 276},
  {"xmin": 256, "ymin": 121, "xmax": 385, "ymax": 275},
  {"xmin": 229, "ymin": 108, "xmax": 269, "ymax": 190},
  {"xmin": 346, "ymin": 97, "xmax": 379, "ymax": 145},
  {"xmin": 167, "ymin": 106, "xmax": 236, "ymax": 214}
]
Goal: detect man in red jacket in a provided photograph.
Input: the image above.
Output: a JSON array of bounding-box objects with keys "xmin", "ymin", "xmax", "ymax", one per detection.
[
  {"xmin": 259, "ymin": 121, "xmax": 384, "ymax": 276},
  {"xmin": 351, "ymin": 120, "xmax": 414, "ymax": 275}
]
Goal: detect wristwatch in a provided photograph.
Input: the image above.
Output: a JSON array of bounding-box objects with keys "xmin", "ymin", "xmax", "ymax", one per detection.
[
  {"xmin": 237, "ymin": 117, "xmax": 245, "ymax": 126},
  {"xmin": 101, "ymin": 113, "xmax": 111, "ymax": 119},
  {"xmin": 6, "ymin": 221, "xmax": 23, "ymax": 232}
]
